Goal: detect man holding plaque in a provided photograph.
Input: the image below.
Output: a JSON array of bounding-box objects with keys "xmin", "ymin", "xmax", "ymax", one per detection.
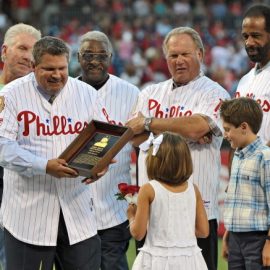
[
  {"xmin": 0, "ymin": 36, "xmax": 106, "ymax": 270},
  {"xmin": 77, "ymin": 31, "xmax": 139, "ymax": 270}
]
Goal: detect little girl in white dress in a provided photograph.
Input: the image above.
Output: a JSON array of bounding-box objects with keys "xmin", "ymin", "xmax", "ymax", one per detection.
[{"xmin": 127, "ymin": 132, "xmax": 209, "ymax": 270}]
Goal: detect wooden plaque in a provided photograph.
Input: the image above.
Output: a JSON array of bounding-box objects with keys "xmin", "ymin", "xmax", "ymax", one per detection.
[{"xmin": 59, "ymin": 120, "xmax": 134, "ymax": 179}]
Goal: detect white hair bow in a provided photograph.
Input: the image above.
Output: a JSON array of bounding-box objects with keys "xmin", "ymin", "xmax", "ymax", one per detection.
[{"xmin": 139, "ymin": 132, "xmax": 164, "ymax": 156}]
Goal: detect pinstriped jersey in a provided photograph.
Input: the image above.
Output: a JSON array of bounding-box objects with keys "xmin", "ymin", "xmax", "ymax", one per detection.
[
  {"xmin": 90, "ymin": 74, "xmax": 139, "ymax": 229},
  {"xmin": 0, "ymin": 73, "xmax": 106, "ymax": 246},
  {"xmin": 134, "ymin": 76, "xmax": 230, "ymax": 220},
  {"xmin": 235, "ymin": 63, "xmax": 270, "ymax": 144}
]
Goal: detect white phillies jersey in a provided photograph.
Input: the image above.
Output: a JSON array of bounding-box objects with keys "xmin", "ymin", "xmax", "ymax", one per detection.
[
  {"xmin": 90, "ymin": 74, "xmax": 139, "ymax": 229},
  {"xmin": 134, "ymin": 76, "xmax": 230, "ymax": 220},
  {"xmin": 235, "ymin": 63, "xmax": 270, "ymax": 144},
  {"xmin": 0, "ymin": 73, "xmax": 106, "ymax": 246}
]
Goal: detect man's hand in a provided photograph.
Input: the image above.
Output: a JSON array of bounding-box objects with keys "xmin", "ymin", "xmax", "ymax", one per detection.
[
  {"xmin": 82, "ymin": 159, "xmax": 117, "ymax": 185},
  {"xmin": 197, "ymin": 132, "xmax": 213, "ymax": 144},
  {"xmin": 126, "ymin": 112, "xmax": 146, "ymax": 135},
  {"xmin": 46, "ymin": 159, "xmax": 78, "ymax": 178}
]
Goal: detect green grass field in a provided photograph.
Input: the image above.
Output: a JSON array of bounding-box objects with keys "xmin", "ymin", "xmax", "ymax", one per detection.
[{"xmin": 127, "ymin": 238, "xmax": 228, "ymax": 270}]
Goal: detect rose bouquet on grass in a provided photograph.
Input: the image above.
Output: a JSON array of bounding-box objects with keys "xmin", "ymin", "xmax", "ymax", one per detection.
[{"xmin": 115, "ymin": 183, "xmax": 140, "ymax": 205}]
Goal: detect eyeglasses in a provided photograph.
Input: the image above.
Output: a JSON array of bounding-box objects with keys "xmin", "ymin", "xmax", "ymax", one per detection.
[{"xmin": 79, "ymin": 52, "xmax": 110, "ymax": 62}]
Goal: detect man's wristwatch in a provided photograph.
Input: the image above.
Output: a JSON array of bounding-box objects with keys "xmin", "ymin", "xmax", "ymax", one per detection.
[{"xmin": 144, "ymin": 117, "xmax": 152, "ymax": 131}]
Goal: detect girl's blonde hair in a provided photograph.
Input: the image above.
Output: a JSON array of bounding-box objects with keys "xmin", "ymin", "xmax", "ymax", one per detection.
[{"xmin": 146, "ymin": 132, "xmax": 193, "ymax": 185}]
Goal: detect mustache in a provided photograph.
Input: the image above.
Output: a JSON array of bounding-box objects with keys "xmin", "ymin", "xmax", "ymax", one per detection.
[
  {"xmin": 245, "ymin": 45, "xmax": 259, "ymax": 51},
  {"xmin": 48, "ymin": 78, "xmax": 61, "ymax": 83},
  {"xmin": 87, "ymin": 63, "xmax": 103, "ymax": 70}
]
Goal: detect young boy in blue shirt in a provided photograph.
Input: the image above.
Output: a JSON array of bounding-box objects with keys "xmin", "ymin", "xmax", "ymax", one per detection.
[{"xmin": 220, "ymin": 97, "xmax": 270, "ymax": 269}]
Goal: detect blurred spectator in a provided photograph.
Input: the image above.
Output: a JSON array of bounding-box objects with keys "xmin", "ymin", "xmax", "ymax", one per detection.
[
  {"xmin": 12, "ymin": 0, "xmax": 31, "ymax": 22},
  {"xmin": 153, "ymin": 0, "xmax": 168, "ymax": 17},
  {"xmin": 210, "ymin": 0, "xmax": 228, "ymax": 21},
  {"xmin": 118, "ymin": 30, "xmax": 134, "ymax": 62},
  {"xmin": 133, "ymin": 0, "xmax": 150, "ymax": 17},
  {"xmin": 120, "ymin": 61, "xmax": 141, "ymax": 87}
]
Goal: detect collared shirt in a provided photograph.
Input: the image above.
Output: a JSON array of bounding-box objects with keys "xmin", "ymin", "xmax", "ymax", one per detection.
[
  {"xmin": 172, "ymin": 71, "xmax": 222, "ymax": 137},
  {"xmin": 236, "ymin": 61, "xmax": 270, "ymax": 145},
  {"xmin": 78, "ymin": 74, "xmax": 140, "ymax": 229},
  {"xmin": 0, "ymin": 73, "xmax": 106, "ymax": 246},
  {"xmin": 224, "ymin": 137, "xmax": 270, "ymax": 232},
  {"xmin": 254, "ymin": 60, "xmax": 270, "ymax": 75},
  {"xmin": 36, "ymin": 85, "xmax": 59, "ymax": 103},
  {"xmin": 133, "ymin": 75, "xmax": 230, "ymax": 220},
  {"xmin": 172, "ymin": 71, "xmax": 204, "ymax": 90}
]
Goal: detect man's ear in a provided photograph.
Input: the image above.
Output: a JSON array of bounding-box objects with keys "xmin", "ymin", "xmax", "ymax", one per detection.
[
  {"xmin": 197, "ymin": 49, "xmax": 203, "ymax": 62},
  {"xmin": 1, "ymin": 45, "xmax": 7, "ymax": 62}
]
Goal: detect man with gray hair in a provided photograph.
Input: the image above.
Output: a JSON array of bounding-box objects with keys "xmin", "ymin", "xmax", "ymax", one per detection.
[
  {"xmin": 76, "ymin": 30, "xmax": 139, "ymax": 270},
  {"xmin": 0, "ymin": 22, "xmax": 41, "ymax": 270},
  {"xmin": 0, "ymin": 23, "xmax": 41, "ymax": 85},
  {"xmin": 126, "ymin": 26, "xmax": 230, "ymax": 270}
]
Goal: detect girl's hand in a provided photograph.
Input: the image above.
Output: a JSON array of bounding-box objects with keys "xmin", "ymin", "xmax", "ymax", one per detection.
[
  {"xmin": 221, "ymin": 230, "xmax": 229, "ymax": 261},
  {"xmin": 127, "ymin": 203, "xmax": 137, "ymax": 220}
]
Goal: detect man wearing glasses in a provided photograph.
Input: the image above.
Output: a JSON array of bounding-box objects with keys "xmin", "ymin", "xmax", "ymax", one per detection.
[{"xmin": 77, "ymin": 31, "xmax": 139, "ymax": 270}]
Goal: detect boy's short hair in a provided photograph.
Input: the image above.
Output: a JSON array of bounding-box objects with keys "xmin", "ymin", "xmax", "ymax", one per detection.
[
  {"xmin": 146, "ymin": 132, "xmax": 193, "ymax": 185},
  {"xmin": 220, "ymin": 97, "xmax": 263, "ymax": 134}
]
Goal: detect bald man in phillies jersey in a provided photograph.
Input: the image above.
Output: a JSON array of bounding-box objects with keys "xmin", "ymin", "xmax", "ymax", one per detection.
[
  {"xmin": 127, "ymin": 27, "xmax": 230, "ymax": 270},
  {"xmin": 77, "ymin": 31, "xmax": 139, "ymax": 270},
  {"xmin": 235, "ymin": 4, "xmax": 270, "ymax": 146}
]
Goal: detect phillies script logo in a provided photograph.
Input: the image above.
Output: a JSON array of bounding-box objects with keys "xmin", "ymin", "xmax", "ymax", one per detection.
[
  {"xmin": 235, "ymin": 92, "xmax": 270, "ymax": 112},
  {"xmin": 102, "ymin": 108, "xmax": 123, "ymax": 126},
  {"xmin": 149, "ymin": 99, "xmax": 192, "ymax": 118},
  {"xmin": 17, "ymin": 111, "xmax": 88, "ymax": 136},
  {"xmin": 148, "ymin": 98, "xmax": 223, "ymax": 119}
]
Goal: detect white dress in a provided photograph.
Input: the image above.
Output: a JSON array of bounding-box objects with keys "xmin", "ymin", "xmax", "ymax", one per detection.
[{"xmin": 132, "ymin": 180, "xmax": 208, "ymax": 270}]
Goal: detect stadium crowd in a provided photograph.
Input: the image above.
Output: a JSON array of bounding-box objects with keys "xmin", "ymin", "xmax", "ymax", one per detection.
[{"xmin": 0, "ymin": 0, "xmax": 269, "ymax": 93}]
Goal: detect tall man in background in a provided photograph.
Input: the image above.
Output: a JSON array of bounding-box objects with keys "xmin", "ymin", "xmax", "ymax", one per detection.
[
  {"xmin": 0, "ymin": 23, "xmax": 41, "ymax": 270},
  {"xmin": 235, "ymin": 4, "xmax": 270, "ymax": 146},
  {"xmin": 127, "ymin": 27, "xmax": 230, "ymax": 270},
  {"xmin": 77, "ymin": 30, "xmax": 139, "ymax": 270},
  {"xmin": 222, "ymin": 3, "xmax": 270, "ymax": 263}
]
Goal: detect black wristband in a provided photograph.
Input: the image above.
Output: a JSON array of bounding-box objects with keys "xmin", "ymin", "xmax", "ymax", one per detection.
[{"xmin": 266, "ymin": 235, "xmax": 270, "ymax": 241}]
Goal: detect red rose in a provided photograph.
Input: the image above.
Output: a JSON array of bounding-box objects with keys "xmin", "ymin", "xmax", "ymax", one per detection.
[
  {"xmin": 126, "ymin": 185, "xmax": 140, "ymax": 195},
  {"xmin": 116, "ymin": 183, "xmax": 140, "ymax": 201}
]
